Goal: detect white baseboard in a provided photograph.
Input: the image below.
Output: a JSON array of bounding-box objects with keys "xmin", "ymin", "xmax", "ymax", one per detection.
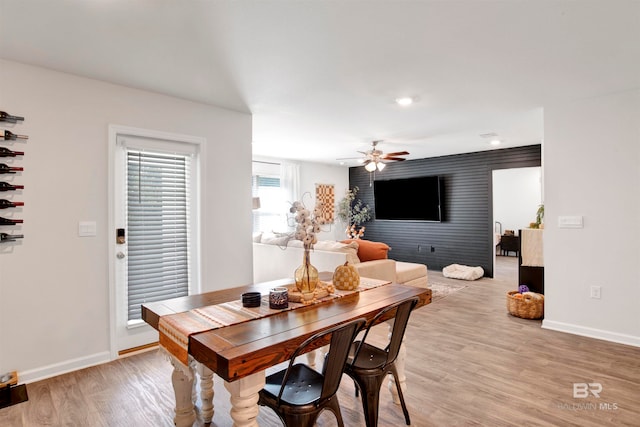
[
  {"xmin": 542, "ymin": 320, "xmax": 640, "ymax": 348},
  {"xmin": 18, "ymin": 351, "xmax": 112, "ymax": 384}
]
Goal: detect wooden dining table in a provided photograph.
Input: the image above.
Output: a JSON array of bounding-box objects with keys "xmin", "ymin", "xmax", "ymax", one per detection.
[{"xmin": 142, "ymin": 274, "xmax": 431, "ymax": 427}]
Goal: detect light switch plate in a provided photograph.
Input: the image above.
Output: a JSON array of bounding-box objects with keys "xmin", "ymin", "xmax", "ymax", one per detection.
[
  {"xmin": 78, "ymin": 221, "xmax": 97, "ymax": 237},
  {"xmin": 558, "ymin": 216, "xmax": 583, "ymax": 228}
]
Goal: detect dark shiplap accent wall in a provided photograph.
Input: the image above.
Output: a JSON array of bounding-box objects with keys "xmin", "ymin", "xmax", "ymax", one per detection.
[{"xmin": 350, "ymin": 145, "xmax": 541, "ymax": 277}]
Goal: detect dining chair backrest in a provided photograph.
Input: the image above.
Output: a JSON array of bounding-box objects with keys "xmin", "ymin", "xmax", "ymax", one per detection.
[
  {"xmin": 321, "ymin": 318, "xmax": 368, "ymax": 401},
  {"xmin": 351, "ymin": 296, "xmax": 419, "ymax": 369},
  {"xmin": 275, "ymin": 317, "xmax": 367, "ymax": 405}
]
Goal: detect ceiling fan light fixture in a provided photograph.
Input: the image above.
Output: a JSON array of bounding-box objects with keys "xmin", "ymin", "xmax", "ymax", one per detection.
[
  {"xmin": 395, "ymin": 97, "xmax": 413, "ymax": 106},
  {"xmin": 355, "ymin": 140, "xmax": 410, "ymax": 173}
]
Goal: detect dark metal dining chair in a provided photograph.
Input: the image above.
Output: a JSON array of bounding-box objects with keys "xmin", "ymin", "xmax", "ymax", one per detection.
[
  {"xmin": 258, "ymin": 317, "xmax": 367, "ymax": 427},
  {"xmin": 344, "ymin": 297, "xmax": 419, "ymax": 427}
]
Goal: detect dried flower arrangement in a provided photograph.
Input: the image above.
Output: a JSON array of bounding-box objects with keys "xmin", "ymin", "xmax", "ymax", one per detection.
[
  {"xmin": 287, "ymin": 194, "xmax": 330, "ymax": 295},
  {"xmin": 289, "ymin": 197, "xmax": 327, "ymax": 250}
]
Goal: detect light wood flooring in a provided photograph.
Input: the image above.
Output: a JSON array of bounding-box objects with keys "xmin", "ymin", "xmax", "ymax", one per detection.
[{"xmin": 2, "ymin": 256, "xmax": 639, "ymax": 426}]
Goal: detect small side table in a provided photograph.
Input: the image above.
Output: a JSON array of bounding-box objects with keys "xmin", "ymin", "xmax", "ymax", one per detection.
[{"xmin": 500, "ymin": 235, "xmax": 520, "ymax": 256}]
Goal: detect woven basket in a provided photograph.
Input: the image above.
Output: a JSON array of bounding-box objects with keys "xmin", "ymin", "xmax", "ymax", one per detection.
[{"xmin": 506, "ymin": 291, "xmax": 544, "ymax": 319}]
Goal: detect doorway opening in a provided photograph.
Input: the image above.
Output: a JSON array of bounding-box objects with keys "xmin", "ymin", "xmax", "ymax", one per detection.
[{"xmin": 492, "ymin": 167, "xmax": 542, "ymax": 283}]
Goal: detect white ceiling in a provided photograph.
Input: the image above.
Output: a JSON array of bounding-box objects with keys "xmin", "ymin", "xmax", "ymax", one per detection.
[{"xmin": 1, "ymin": 1, "xmax": 639, "ymax": 165}]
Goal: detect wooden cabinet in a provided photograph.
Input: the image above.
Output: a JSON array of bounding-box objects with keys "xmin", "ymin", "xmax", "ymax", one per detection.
[{"xmin": 518, "ymin": 229, "xmax": 544, "ymax": 294}]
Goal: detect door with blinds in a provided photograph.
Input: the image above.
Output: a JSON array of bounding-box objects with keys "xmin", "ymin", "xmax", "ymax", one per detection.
[{"xmin": 113, "ymin": 131, "xmax": 200, "ymax": 352}]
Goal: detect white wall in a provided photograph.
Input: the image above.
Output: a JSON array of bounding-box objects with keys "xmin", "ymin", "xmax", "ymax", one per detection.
[
  {"xmin": 0, "ymin": 60, "xmax": 253, "ymax": 382},
  {"xmin": 493, "ymin": 167, "xmax": 542, "ymax": 235},
  {"xmin": 543, "ymin": 89, "xmax": 640, "ymax": 346},
  {"xmin": 298, "ymin": 161, "xmax": 350, "ymax": 241},
  {"xmin": 252, "ymin": 155, "xmax": 350, "ymax": 241}
]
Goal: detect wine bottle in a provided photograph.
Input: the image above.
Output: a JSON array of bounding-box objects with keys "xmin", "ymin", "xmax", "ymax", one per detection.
[
  {"xmin": 0, "ymin": 164, "xmax": 23, "ymax": 174},
  {"xmin": 1, "ymin": 130, "xmax": 28, "ymax": 140},
  {"xmin": 0, "ymin": 199, "xmax": 24, "ymax": 208},
  {"xmin": 0, "ymin": 182, "xmax": 24, "ymax": 191},
  {"xmin": 0, "ymin": 111, "xmax": 24, "ymax": 123},
  {"xmin": 0, "ymin": 217, "xmax": 23, "ymax": 225},
  {"xmin": 0, "ymin": 233, "xmax": 24, "ymax": 242},
  {"xmin": 0, "ymin": 147, "xmax": 24, "ymax": 157}
]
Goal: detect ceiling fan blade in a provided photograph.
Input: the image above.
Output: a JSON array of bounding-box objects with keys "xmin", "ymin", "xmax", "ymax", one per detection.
[
  {"xmin": 383, "ymin": 151, "xmax": 410, "ymax": 157},
  {"xmin": 383, "ymin": 157, "xmax": 407, "ymax": 161},
  {"xmin": 336, "ymin": 156, "xmax": 365, "ymax": 160}
]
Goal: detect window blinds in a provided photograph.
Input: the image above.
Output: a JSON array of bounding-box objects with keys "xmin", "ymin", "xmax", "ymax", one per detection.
[{"xmin": 126, "ymin": 150, "xmax": 190, "ymax": 321}]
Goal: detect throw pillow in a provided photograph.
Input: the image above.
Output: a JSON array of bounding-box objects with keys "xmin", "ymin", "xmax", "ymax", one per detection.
[
  {"xmin": 290, "ymin": 240, "xmax": 360, "ymax": 264},
  {"xmin": 313, "ymin": 240, "xmax": 360, "ymax": 265},
  {"xmin": 260, "ymin": 233, "xmax": 290, "ymax": 246},
  {"xmin": 341, "ymin": 239, "xmax": 390, "ymax": 262}
]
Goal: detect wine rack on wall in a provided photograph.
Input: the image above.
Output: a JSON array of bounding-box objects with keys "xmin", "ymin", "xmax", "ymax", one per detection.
[{"xmin": 0, "ymin": 110, "xmax": 26, "ymax": 244}]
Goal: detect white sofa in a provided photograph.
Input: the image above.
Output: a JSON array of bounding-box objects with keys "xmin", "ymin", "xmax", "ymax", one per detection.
[{"xmin": 253, "ymin": 237, "xmax": 428, "ymax": 288}]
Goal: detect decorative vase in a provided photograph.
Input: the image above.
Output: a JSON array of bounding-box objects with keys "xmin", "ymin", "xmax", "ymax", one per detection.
[{"xmin": 294, "ymin": 248, "xmax": 319, "ymax": 294}]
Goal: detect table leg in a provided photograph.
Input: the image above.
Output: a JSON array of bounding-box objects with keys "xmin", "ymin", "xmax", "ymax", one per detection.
[
  {"xmin": 169, "ymin": 356, "xmax": 197, "ymax": 427},
  {"xmin": 305, "ymin": 345, "xmax": 331, "ymax": 371},
  {"xmin": 387, "ymin": 320, "xmax": 407, "ymax": 405},
  {"xmin": 196, "ymin": 363, "xmax": 215, "ymax": 423},
  {"xmin": 306, "ymin": 349, "xmax": 317, "ymax": 368},
  {"xmin": 223, "ymin": 372, "xmax": 265, "ymax": 427}
]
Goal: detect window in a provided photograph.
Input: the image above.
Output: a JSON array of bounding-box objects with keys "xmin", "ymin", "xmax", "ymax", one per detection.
[
  {"xmin": 252, "ymin": 174, "xmax": 288, "ymax": 233},
  {"xmin": 126, "ymin": 149, "xmax": 192, "ymax": 321}
]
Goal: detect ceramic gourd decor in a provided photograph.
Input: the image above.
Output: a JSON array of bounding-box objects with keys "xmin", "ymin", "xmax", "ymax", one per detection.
[{"xmin": 332, "ymin": 261, "xmax": 360, "ymax": 291}]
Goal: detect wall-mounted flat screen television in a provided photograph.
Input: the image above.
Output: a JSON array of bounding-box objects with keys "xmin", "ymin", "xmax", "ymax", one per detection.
[{"xmin": 374, "ymin": 175, "xmax": 443, "ymax": 221}]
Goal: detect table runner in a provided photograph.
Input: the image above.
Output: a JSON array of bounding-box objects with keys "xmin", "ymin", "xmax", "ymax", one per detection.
[{"xmin": 159, "ymin": 277, "xmax": 391, "ymax": 365}]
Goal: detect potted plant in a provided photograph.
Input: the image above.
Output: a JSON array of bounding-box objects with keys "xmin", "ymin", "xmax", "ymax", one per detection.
[
  {"xmin": 530, "ymin": 204, "xmax": 544, "ymax": 229},
  {"xmin": 337, "ymin": 186, "xmax": 371, "ymax": 239},
  {"xmin": 536, "ymin": 204, "xmax": 544, "ymax": 226}
]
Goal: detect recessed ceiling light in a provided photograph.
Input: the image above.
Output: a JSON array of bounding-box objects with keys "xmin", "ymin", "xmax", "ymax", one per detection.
[
  {"xmin": 479, "ymin": 132, "xmax": 501, "ymax": 146},
  {"xmin": 395, "ymin": 97, "xmax": 413, "ymax": 106},
  {"xmin": 479, "ymin": 132, "xmax": 498, "ymax": 139}
]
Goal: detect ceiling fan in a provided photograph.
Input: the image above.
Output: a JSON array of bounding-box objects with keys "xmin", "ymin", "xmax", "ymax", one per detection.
[{"xmin": 339, "ymin": 140, "xmax": 410, "ymax": 172}]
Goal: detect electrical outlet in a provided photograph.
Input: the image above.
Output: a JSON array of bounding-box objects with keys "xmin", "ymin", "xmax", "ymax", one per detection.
[{"xmin": 590, "ymin": 286, "xmax": 601, "ymax": 299}]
